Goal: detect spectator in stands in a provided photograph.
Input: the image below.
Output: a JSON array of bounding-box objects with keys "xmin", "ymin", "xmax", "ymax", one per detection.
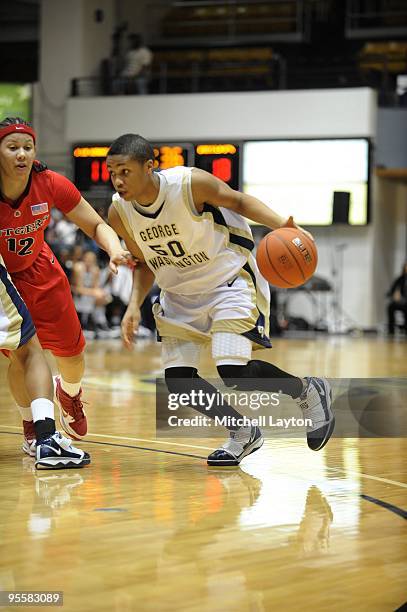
[
  {"xmin": 105, "ymin": 259, "xmax": 156, "ymax": 337},
  {"xmin": 120, "ymin": 33, "xmax": 153, "ymax": 95},
  {"xmin": 53, "ymin": 210, "xmax": 78, "ymax": 250},
  {"xmin": 75, "ymin": 227, "xmax": 99, "ymax": 253},
  {"xmin": 387, "ymin": 261, "xmax": 407, "ymax": 336},
  {"xmin": 70, "ymin": 244, "xmax": 85, "ymax": 266},
  {"xmin": 71, "ymin": 250, "xmax": 111, "ymax": 337},
  {"xmin": 105, "ymin": 260, "xmax": 133, "ymax": 328},
  {"xmin": 110, "ymin": 22, "xmax": 128, "ymax": 77},
  {"xmin": 57, "ymin": 248, "xmax": 72, "ymax": 282}
]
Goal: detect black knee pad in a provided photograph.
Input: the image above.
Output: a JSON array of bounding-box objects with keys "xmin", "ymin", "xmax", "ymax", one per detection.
[{"xmin": 164, "ymin": 366, "xmax": 197, "ymax": 394}]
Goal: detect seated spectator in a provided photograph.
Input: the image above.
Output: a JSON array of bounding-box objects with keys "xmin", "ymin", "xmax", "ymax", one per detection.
[
  {"xmin": 110, "ymin": 22, "xmax": 128, "ymax": 77},
  {"xmin": 120, "ymin": 33, "xmax": 153, "ymax": 94},
  {"xmin": 70, "ymin": 244, "xmax": 85, "ymax": 266},
  {"xmin": 105, "ymin": 260, "xmax": 156, "ymax": 337},
  {"xmin": 105, "ymin": 261, "xmax": 133, "ymax": 328},
  {"xmin": 54, "ymin": 214, "xmax": 77, "ymax": 250},
  {"xmin": 71, "ymin": 250, "xmax": 111, "ymax": 337},
  {"xmin": 57, "ymin": 248, "xmax": 73, "ymax": 283},
  {"xmin": 45, "ymin": 209, "xmax": 77, "ymax": 255},
  {"xmin": 387, "ymin": 261, "xmax": 407, "ymax": 336},
  {"xmin": 75, "ymin": 228, "xmax": 99, "ymax": 254}
]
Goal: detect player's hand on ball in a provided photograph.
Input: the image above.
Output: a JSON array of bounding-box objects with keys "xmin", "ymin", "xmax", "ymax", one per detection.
[
  {"xmin": 282, "ymin": 215, "xmax": 314, "ymax": 242},
  {"xmin": 109, "ymin": 248, "xmax": 132, "ymax": 274},
  {"xmin": 121, "ymin": 305, "xmax": 141, "ymax": 350}
]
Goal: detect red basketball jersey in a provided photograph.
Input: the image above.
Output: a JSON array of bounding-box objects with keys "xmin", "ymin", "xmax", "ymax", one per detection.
[{"xmin": 0, "ymin": 162, "xmax": 81, "ymax": 273}]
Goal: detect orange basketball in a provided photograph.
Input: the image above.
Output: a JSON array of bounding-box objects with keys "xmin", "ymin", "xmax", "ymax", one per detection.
[{"xmin": 256, "ymin": 227, "xmax": 318, "ymax": 288}]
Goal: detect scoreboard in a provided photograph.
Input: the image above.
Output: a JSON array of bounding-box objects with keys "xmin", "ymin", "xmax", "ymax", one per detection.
[
  {"xmin": 194, "ymin": 143, "xmax": 239, "ymax": 190},
  {"xmin": 73, "ymin": 138, "xmax": 370, "ymax": 227},
  {"xmin": 153, "ymin": 144, "xmax": 193, "ymax": 170},
  {"xmin": 73, "ymin": 142, "xmax": 240, "ymax": 193},
  {"xmin": 73, "ymin": 146, "xmax": 110, "ymax": 192}
]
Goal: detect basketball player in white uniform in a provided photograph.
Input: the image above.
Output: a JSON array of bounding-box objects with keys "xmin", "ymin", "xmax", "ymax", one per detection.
[
  {"xmin": 107, "ymin": 134, "xmax": 334, "ymax": 466},
  {"xmin": 0, "ymin": 254, "xmax": 90, "ymax": 469}
]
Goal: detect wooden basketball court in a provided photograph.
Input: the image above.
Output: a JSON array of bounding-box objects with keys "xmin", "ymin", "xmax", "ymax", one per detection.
[{"xmin": 0, "ymin": 336, "xmax": 406, "ymax": 611}]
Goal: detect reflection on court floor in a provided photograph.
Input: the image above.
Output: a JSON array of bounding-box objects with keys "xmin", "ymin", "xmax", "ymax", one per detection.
[{"xmin": 0, "ymin": 337, "xmax": 406, "ymax": 611}]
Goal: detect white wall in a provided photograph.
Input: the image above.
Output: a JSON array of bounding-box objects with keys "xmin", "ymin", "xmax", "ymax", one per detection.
[
  {"xmin": 82, "ymin": 0, "xmax": 115, "ymax": 78},
  {"xmin": 38, "ymin": 0, "xmax": 114, "ymax": 171},
  {"xmin": 66, "ymin": 88, "xmax": 376, "ymax": 142}
]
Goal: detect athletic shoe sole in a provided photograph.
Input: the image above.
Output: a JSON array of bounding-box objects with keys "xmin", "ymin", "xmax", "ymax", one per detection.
[
  {"xmin": 307, "ymin": 379, "xmax": 335, "ymax": 451},
  {"xmin": 207, "ymin": 432, "xmax": 264, "ymax": 467},
  {"xmin": 35, "ymin": 456, "xmax": 91, "ymax": 470}
]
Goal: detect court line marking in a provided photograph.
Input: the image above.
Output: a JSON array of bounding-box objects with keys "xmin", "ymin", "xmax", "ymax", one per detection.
[
  {"xmin": 324, "ymin": 466, "xmax": 407, "ymax": 489},
  {"xmin": 0, "ymin": 429, "xmax": 206, "ymax": 460},
  {"xmin": 1, "ymin": 426, "xmax": 406, "ymax": 488},
  {"xmin": 84, "ymin": 438, "xmax": 206, "ymax": 460},
  {"xmin": 86, "ymin": 431, "xmax": 214, "ymax": 451},
  {"xmin": 80, "ymin": 434, "xmax": 407, "ymax": 488},
  {"xmin": 361, "ymin": 494, "xmax": 407, "ymax": 520},
  {"xmin": 0, "ymin": 425, "xmax": 214, "ymax": 451}
]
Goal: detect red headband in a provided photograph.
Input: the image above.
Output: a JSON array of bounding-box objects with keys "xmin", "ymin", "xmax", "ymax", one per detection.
[{"xmin": 0, "ymin": 124, "xmax": 36, "ymax": 143}]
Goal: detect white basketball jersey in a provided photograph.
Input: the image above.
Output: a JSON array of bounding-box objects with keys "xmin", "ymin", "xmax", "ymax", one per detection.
[{"xmin": 111, "ymin": 167, "xmax": 256, "ymax": 295}]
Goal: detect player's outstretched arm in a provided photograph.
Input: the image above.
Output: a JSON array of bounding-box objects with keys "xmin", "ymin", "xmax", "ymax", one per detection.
[
  {"xmin": 190, "ymin": 168, "xmax": 313, "ymax": 239},
  {"xmin": 66, "ymin": 197, "xmax": 130, "ymax": 273}
]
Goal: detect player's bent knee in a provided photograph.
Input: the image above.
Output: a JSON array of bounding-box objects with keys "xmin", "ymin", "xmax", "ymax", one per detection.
[
  {"xmin": 217, "ymin": 363, "xmax": 250, "ymax": 388},
  {"xmin": 9, "ymin": 343, "xmax": 33, "ymax": 368}
]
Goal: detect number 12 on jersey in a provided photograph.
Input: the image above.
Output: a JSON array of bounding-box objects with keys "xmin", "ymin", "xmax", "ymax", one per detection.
[{"xmin": 6, "ymin": 237, "xmax": 35, "ymax": 257}]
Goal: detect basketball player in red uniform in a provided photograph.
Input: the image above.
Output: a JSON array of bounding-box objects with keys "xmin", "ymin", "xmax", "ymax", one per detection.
[
  {"xmin": 0, "ymin": 254, "xmax": 90, "ymax": 468},
  {"xmin": 0, "ymin": 117, "xmax": 129, "ymax": 455}
]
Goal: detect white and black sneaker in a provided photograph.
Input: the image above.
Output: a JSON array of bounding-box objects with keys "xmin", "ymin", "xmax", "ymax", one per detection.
[
  {"xmin": 35, "ymin": 432, "xmax": 91, "ymax": 470},
  {"xmin": 297, "ymin": 377, "xmax": 335, "ymax": 451},
  {"xmin": 22, "ymin": 420, "xmax": 36, "ymax": 457},
  {"xmin": 207, "ymin": 425, "xmax": 264, "ymax": 466}
]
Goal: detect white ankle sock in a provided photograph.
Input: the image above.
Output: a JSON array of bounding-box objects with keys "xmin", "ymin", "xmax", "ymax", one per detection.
[
  {"xmin": 31, "ymin": 398, "xmax": 54, "ymax": 422},
  {"xmin": 60, "ymin": 379, "xmax": 81, "ymax": 397},
  {"xmin": 17, "ymin": 405, "xmax": 33, "ymax": 421}
]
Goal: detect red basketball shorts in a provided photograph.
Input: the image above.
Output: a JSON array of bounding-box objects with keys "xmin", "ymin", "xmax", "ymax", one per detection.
[{"xmin": 3, "ymin": 243, "xmax": 85, "ymax": 358}]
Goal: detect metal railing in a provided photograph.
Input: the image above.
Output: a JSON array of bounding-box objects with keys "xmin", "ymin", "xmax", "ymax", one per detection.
[
  {"xmin": 346, "ymin": 0, "xmax": 407, "ymax": 38},
  {"xmin": 144, "ymin": 0, "xmax": 310, "ymax": 46},
  {"xmin": 70, "ymin": 44, "xmax": 407, "ymax": 107},
  {"xmin": 72, "ymin": 55, "xmax": 281, "ymax": 96}
]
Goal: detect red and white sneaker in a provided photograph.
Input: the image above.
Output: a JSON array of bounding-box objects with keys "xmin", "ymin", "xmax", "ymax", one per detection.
[
  {"xmin": 22, "ymin": 420, "xmax": 36, "ymax": 457},
  {"xmin": 55, "ymin": 377, "xmax": 88, "ymax": 440}
]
